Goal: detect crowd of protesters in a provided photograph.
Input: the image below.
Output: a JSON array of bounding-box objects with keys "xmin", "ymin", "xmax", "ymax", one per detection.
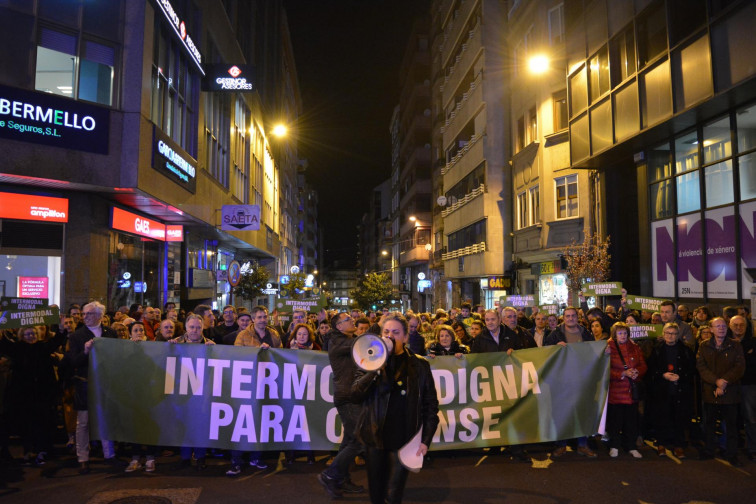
[{"xmin": 0, "ymin": 296, "xmax": 753, "ymax": 495}]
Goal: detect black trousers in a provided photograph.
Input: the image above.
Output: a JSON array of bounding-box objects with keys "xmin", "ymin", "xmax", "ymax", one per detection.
[
  {"xmin": 366, "ymin": 446, "xmax": 409, "ymax": 504},
  {"xmin": 607, "ymin": 403, "xmax": 639, "ymax": 451},
  {"xmin": 703, "ymin": 402, "xmax": 739, "ymax": 458}
]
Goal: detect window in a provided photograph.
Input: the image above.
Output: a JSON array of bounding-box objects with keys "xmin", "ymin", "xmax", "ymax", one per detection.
[
  {"xmin": 151, "ymin": 19, "xmax": 198, "ymax": 154},
  {"xmin": 637, "ymin": 1, "xmax": 668, "ymax": 68},
  {"xmin": 528, "ymin": 106, "xmax": 538, "ymax": 143},
  {"xmin": 555, "ymin": 174, "xmax": 578, "ymax": 218},
  {"xmin": 205, "ymin": 93, "xmax": 230, "ymax": 187},
  {"xmin": 702, "ymin": 116, "xmax": 732, "ymax": 164},
  {"xmin": 35, "ymin": 27, "xmax": 115, "ymax": 106},
  {"xmin": 548, "ymin": 3, "xmax": 565, "ymax": 46},
  {"xmin": 569, "ymin": 66, "xmax": 588, "ymax": 117},
  {"xmin": 232, "ymin": 97, "xmax": 250, "ymax": 202},
  {"xmin": 517, "ymin": 192, "xmax": 528, "ymax": 229},
  {"xmin": 553, "ymin": 90, "xmax": 568, "ymax": 131},
  {"xmin": 529, "ymin": 185, "xmax": 540, "ymax": 224},
  {"xmin": 516, "ymin": 116, "xmax": 525, "ymax": 152},
  {"xmin": 589, "ymin": 45, "xmax": 610, "ymax": 103},
  {"xmin": 610, "ymin": 26, "xmax": 636, "ymax": 87},
  {"xmin": 447, "ymin": 219, "xmax": 487, "ymax": 253}
]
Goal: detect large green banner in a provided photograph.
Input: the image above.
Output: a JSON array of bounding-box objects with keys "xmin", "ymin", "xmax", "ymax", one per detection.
[{"xmin": 89, "ymin": 339, "xmax": 609, "ymax": 451}]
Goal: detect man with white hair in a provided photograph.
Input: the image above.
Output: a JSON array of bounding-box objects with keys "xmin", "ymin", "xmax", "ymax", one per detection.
[{"xmin": 66, "ymin": 301, "xmax": 118, "ymax": 474}]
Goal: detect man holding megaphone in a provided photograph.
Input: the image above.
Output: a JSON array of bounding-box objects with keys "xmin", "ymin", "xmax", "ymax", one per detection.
[
  {"xmin": 317, "ymin": 313, "xmax": 366, "ymax": 498},
  {"xmin": 351, "ymin": 312, "xmax": 440, "ymax": 504}
]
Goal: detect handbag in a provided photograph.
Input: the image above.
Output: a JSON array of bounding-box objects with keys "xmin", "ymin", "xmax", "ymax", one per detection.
[{"xmin": 614, "ymin": 339, "xmax": 643, "ymax": 402}]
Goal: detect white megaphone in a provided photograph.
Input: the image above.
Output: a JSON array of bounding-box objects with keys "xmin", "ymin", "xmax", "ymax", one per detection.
[{"xmin": 352, "ymin": 333, "xmax": 394, "ymax": 371}]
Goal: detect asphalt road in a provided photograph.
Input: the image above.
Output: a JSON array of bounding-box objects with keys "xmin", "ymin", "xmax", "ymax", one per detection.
[{"xmin": 1, "ymin": 442, "xmax": 754, "ymax": 504}]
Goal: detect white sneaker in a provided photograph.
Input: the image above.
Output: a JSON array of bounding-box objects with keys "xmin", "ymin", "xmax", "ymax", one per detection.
[
  {"xmin": 145, "ymin": 459, "xmax": 156, "ymax": 472},
  {"xmin": 629, "ymin": 449, "xmax": 642, "ymax": 459},
  {"xmin": 125, "ymin": 459, "xmax": 142, "ymax": 472},
  {"xmin": 609, "ymin": 448, "xmax": 619, "ymax": 458}
]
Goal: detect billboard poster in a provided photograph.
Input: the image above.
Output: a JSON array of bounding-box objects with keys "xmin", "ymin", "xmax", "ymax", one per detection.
[
  {"xmin": 676, "ymin": 212, "xmax": 703, "ymax": 298},
  {"xmin": 705, "ymin": 206, "xmax": 737, "ymax": 299},
  {"xmin": 651, "ymin": 219, "xmax": 675, "ymax": 298},
  {"xmin": 741, "ymin": 200, "xmax": 756, "ymax": 300}
]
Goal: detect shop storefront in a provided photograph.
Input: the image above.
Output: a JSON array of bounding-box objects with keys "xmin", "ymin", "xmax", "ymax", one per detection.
[
  {"xmin": 0, "ymin": 191, "xmax": 67, "ymax": 305},
  {"xmin": 535, "ymin": 260, "xmax": 569, "ymax": 308},
  {"xmin": 482, "ymin": 276, "xmax": 510, "ymax": 309},
  {"xmin": 107, "ymin": 206, "xmax": 183, "ymax": 309}
]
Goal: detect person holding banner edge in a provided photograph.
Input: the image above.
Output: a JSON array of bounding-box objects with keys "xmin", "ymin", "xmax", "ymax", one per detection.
[{"xmin": 351, "ymin": 311, "xmax": 439, "ymax": 504}]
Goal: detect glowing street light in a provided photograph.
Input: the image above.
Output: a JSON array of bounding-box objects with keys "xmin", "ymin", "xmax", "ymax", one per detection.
[
  {"xmin": 528, "ymin": 54, "xmax": 550, "ymax": 75},
  {"xmin": 272, "ymin": 124, "xmax": 288, "ymax": 137}
]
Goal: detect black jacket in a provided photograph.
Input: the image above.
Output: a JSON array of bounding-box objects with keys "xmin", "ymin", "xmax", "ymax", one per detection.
[
  {"xmin": 352, "ymin": 348, "xmax": 439, "ymax": 449},
  {"xmin": 646, "ymin": 339, "xmax": 697, "ymax": 413},
  {"xmin": 328, "ymin": 329, "xmax": 358, "ymax": 407},
  {"xmin": 471, "ymin": 324, "xmax": 536, "ymax": 353},
  {"xmin": 65, "ymin": 324, "xmax": 117, "ymax": 410},
  {"xmin": 544, "ymin": 323, "xmax": 593, "ymax": 346},
  {"xmin": 427, "ymin": 340, "xmax": 469, "ymax": 356}
]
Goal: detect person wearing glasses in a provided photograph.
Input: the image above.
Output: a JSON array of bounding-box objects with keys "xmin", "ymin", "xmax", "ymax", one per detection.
[
  {"xmin": 317, "ymin": 312, "xmax": 365, "ymax": 498},
  {"xmin": 212, "ymin": 305, "xmax": 239, "ymax": 344},
  {"xmin": 66, "ymin": 301, "xmax": 118, "ymax": 474},
  {"xmin": 646, "ymin": 322, "xmax": 696, "ymax": 459}
]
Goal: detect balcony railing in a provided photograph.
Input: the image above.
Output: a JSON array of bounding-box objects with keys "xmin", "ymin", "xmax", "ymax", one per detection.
[
  {"xmin": 440, "ymin": 0, "xmax": 478, "ymax": 68},
  {"xmin": 441, "ymin": 183, "xmax": 485, "ymax": 217},
  {"xmin": 441, "ymin": 131, "xmax": 484, "ymax": 176},
  {"xmin": 441, "ymin": 241, "xmax": 486, "ymax": 261},
  {"xmin": 441, "ymin": 71, "xmax": 483, "ymax": 135},
  {"xmin": 440, "ymin": 19, "xmax": 481, "ymax": 107}
]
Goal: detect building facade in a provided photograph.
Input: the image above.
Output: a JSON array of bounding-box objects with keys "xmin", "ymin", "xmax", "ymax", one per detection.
[
  {"xmin": 431, "ymin": 0, "xmax": 512, "ymax": 309},
  {"xmin": 565, "ymin": 0, "xmax": 756, "ymax": 307},
  {"xmin": 508, "ymin": 0, "xmax": 592, "ymax": 309},
  {"xmin": 393, "ymin": 17, "xmax": 434, "ymax": 312},
  {"xmin": 0, "ymin": 0, "xmax": 304, "ymax": 312}
]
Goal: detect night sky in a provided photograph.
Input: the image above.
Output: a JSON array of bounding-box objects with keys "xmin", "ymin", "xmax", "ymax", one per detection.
[{"xmin": 283, "ymin": 0, "xmax": 430, "ymax": 267}]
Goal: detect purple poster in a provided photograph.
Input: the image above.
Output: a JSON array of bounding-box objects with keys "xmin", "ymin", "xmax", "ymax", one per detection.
[
  {"xmin": 741, "ymin": 201, "xmax": 756, "ymax": 300},
  {"xmin": 676, "ymin": 213, "xmax": 703, "ymax": 297},
  {"xmin": 705, "ymin": 206, "xmax": 737, "ymax": 298},
  {"xmin": 652, "ymin": 219, "xmax": 675, "ymax": 297}
]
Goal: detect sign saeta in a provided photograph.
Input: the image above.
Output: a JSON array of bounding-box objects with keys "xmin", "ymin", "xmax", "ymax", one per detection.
[{"xmin": 221, "ymin": 205, "xmax": 260, "ymax": 231}]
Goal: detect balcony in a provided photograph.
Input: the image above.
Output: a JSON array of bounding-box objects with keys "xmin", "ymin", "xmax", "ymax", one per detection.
[
  {"xmin": 440, "ymin": 0, "xmax": 479, "ymax": 69},
  {"xmin": 441, "ymin": 132, "xmax": 484, "ymax": 188},
  {"xmin": 441, "ymin": 184, "xmax": 485, "ymax": 218},
  {"xmin": 399, "ymin": 244, "xmax": 431, "ymax": 266},
  {"xmin": 441, "ymin": 22, "xmax": 482, "ymax": 108},
  {"xmin": 441, "ymin": 241, "xmax": 486, "ymax": 261},
  {"xmin": 442, "ymin": 73, "xmax": 484, "ymax": 149}
]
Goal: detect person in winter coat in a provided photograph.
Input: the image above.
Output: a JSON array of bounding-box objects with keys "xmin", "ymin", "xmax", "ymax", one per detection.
[
  {"xmin": 351, "ymin": 312, "xmax": 439, "ymax": 504},
  {"xmin": 426, "ymin": 324, "xmax": 469, "ymax": 358},
  {"xmin": 0, "ymin": 326, "xmax": 66, "ymax": 465},
  {"xmin": 607, "ymin": 321, "xmax": 647, "ymax": 458},
  {"xmin": 696, "ymin": 317, "xmax": 745, "ymax": 466},
  {"xmin": 646, "ymin": 322, "xmax": 697, "ymax": 458}
]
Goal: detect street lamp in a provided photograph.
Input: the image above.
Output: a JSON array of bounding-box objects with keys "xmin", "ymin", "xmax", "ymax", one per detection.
[
  {"xmin": 381, "ymin": 250, "xmax": 389, "ymax": 256},
  {"xmin": 272, "ymin": 123, "xmax": 288, "ymax": 137},
  {"xmin": 528, "ymin": 54, "xmax": 549, "ymax": 74}
]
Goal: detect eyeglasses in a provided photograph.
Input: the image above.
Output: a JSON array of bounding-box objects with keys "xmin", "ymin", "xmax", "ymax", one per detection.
[
  {"xmin": 223, "ymin": 310, "xmax": 235, "ymax": 314},
  {"xmin": 337, "ymin": 316, "xmax": 353, "ymax": 324}
]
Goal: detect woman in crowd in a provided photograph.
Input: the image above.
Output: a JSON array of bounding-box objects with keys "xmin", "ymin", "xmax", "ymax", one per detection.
[
  {"xmin": 427, "ymin": 324, "xmax": 469, "ymax": 358},
  {"xmin": 607, "ymin": 321, "xmax": 647, "ymax": 459},
  {"xmin": 124, "ymin": 322, "xmax": 159, "ymax": 472},
  {"xmin": 646, "ymin": 322, "xmax": 696, "ymax": 458},
  {"xmin": 590, "ymin": 319, "xmax": 608, "ymax": 341},
  {"xmin": 0, "ymin": 326, "xmax": 66, "ymax": 465},
  {"xmin": 285, "ymin": 323, "xmax": 317, "ymax": 464},
  {"xmin": 352, "ymin": 312, "xmax": 439, "ymax": 504},
  {"xmin": 111, "ymin": 322, "xmax": 129, "ymax": 340},
  {"xmin": 452, "ymin": 321, "xmax": 473, "ymax": 347},
  {"xmin": 289, "ymin": 323, "xmax": 320, "ymax": 351},
  {"xmin": 170, "ymin": 314, "xmax": 214, "ymax": 469}
]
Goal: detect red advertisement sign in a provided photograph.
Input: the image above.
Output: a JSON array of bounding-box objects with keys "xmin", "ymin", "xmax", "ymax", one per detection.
[
  {"xmin": 111, "ymin": 207, "xmax": 165, "ymax": 240},
  {"xmin": 18, "ymin": 277, "xmax": 49, "ymax": 298},
  {"xmin": 0, "ymin": 192, "xmax": 68, "ymax": 222},
  {"xmin": 166, "ymin": 225, "xmax": 184, "ymax": 242}
]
